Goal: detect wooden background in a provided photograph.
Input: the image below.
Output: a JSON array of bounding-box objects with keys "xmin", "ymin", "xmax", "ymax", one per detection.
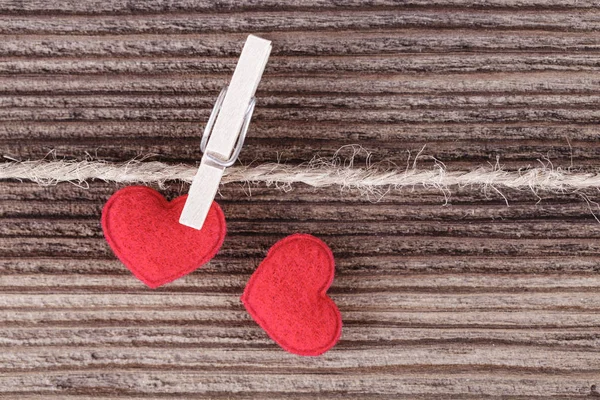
[{"xmin": 1, "ymin": 0, "xmax": 600, "ymax": 398}]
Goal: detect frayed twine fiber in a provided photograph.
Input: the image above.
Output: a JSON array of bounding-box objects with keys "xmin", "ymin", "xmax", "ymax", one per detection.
[{"xmin": 2, "ymin": 158, "xmax": 600, "ymax": 196}]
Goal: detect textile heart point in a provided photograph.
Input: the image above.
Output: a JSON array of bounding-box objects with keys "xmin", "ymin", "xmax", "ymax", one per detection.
[
  {"xmin": 102, "ymin": 186, "xmax": 226, "ymax": 288},
  {"xmin": 242, "ymin": 234, "xmax": 342, "ymax": 356}
]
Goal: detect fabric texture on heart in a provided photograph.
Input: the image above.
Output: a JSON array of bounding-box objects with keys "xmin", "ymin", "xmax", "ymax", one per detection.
[
  {"xmin": 241, "ymin": 233, "xmax": 342, "ymax": 356},
  {"xmin": 101, "ymin": 186, "xmax": 226, "ymax": 288}
]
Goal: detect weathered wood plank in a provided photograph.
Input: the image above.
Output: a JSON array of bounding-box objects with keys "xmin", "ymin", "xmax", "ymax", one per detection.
[
  {"xmin": 2, "ymin": 255, "xmax": 599, "ymax": 275},
  {"xmin": 3, "ymin": 291, "xmax": 600, "ymax": 312},
  {"xmin": 5, "ymin": 93, "xmax": 600, "ymax": 110},
  {"xmin": 2, "ymin": 121, "xmax": 600, "ymax": 145},
  {"xmin": 2, "ymin": 325, "xmax": 599, "ymax": 349},
  {"xmin": 1, "ymin": 345, "xmax": 600, "ymax": 373},
  {"xmin": 1, "ymin": 73, "xmax": 599, "ymax": 95},
  {"xmin": 6, "ymin": 218, "xmax": 600, "ymax": 239},
  {"xmin": 3, "ymin": 200, "xmax": 598, "ymax": 222},
  {"xmin": 1, "ymin": 31, "xmax": 599, "ymax": 58},
  {"xmin": 3, "ymin": 273, "xmax": 600, "ymax": 292},
  {"xmin": 2, "ymin": 308, "xmax": 599, "ymax": 329},
  {"xmin": 0, "ymin": 371, "xmax": 598, "ymax": 397},
  {"xmin": 2, "ymin": 54, "xmax": 600, "ymax": 75},
  {"xmin": 1, "ymin": 106, "xmax": 600, "ymax": 124},
  {"xmin": 1, "ymin": 10, "xmax": 600, "ymax": 35},
  {"xmin": 0, "ymin": 0, "xmax": 597, "ymax": 15},
  {"xmin": 4, "ymin": 235, "xmax": 600, "ymax": 259}
]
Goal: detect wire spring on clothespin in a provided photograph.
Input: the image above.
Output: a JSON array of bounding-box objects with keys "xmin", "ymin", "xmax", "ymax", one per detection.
[{"xmin": 200, "ymin": 86, "xmax": 256, "ymax": 169}]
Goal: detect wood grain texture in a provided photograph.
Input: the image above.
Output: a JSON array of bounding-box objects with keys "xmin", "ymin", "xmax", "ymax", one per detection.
[{"xmin": 1, "ymin": 1, "xmax": 600, "ymax": 398}]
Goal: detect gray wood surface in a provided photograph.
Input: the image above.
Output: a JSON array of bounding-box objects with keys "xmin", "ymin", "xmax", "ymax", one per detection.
[{"xmin": 1, "ymin": 1, "xmax": 600, "ymax": 398}]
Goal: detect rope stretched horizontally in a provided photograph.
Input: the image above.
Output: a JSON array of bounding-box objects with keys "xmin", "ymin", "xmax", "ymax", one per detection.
[{"xmin": 2, "ymin": 158, "xmax": 600, "ymax": 194}]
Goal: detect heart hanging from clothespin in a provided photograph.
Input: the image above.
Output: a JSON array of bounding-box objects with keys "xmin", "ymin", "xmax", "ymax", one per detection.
[
  {"xmin": 102, "ymin": 35, "xmax": 271, "ymax": 287},
  {"xmin": 180, "ymin": 34, "xmax": 272, "ymax": 230},
  {"xmin": 102, "ymin": 186, "xmax": 227, "ymax": 288}
]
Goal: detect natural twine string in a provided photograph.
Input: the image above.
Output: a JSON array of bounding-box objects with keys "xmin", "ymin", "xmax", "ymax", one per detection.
[{"xmin": 2, "ymin": 158, "xmax": 600, "ymax": 196}]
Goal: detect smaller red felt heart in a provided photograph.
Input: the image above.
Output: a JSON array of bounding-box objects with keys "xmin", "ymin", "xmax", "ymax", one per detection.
[
  {"xmin": 241, "ymin": 234, "xmax": 342, "ymax": 356},
  {"xmin": 101, "ymin": 186, "xmax": 226, "ymax": 288}
]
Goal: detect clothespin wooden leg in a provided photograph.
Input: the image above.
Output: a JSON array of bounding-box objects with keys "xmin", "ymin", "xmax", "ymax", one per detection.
[{"xmin": 179, "ymin": 34, "xmax": 271, "ymax": 230}]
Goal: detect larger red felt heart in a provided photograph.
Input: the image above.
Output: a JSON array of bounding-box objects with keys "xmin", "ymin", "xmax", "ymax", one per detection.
[
  {"xmin": 241, "ymin": 234, "xmax": 342, "ymax": 356},
  {"xmin": 101, "ymin": 186, "xmax": 226, "ymax": 288}
]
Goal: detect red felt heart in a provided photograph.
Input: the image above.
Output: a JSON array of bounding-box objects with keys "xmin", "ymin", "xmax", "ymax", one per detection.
[
  {"xmin": 101, "ymin": 186, "xmax": 226, "ymax": 288},
  {"xmin": 241, "ymin": 234, "xmax": 342, "ymax": 356}
]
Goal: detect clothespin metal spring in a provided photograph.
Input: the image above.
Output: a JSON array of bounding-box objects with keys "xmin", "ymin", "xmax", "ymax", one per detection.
[{"xmin": 200, "ymin": 86, "xmax": 256, "ymax": 169}]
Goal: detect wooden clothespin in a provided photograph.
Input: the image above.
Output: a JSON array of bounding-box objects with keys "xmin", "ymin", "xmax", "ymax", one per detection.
[{"xmin": 179, "ymin": 35, "xmax": 271, "ymax": 230}]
